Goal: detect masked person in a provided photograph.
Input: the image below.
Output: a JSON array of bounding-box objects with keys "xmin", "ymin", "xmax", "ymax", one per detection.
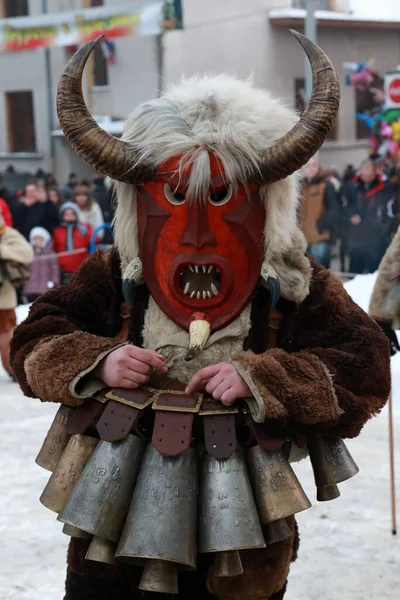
[
  {"xmin": 10, "ymin": 34, "xmax": 390, "ymax": 600},
  {"xmin": 0, "ymin": 205, "xmax": 33, "ymax": 379}
]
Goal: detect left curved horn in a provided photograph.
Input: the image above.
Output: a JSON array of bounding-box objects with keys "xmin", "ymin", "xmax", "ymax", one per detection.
[
  {"xmin": 251, "ymin": 30, "xmax": 340, "ymax": 184},
  {"xmin": 57, "ymin": 36, "xmax": 155, "ymax": 184}
]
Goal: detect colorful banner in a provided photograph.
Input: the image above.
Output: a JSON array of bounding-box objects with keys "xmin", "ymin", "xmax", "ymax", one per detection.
[{"xmin": 0, "ymin": 1, "xmax": 182, "ymax": 53}]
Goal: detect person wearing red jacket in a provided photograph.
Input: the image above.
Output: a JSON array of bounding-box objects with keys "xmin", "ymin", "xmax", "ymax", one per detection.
[
  {"xmin": 53, "ymin": 202, "xmax": 93, "ymax": 285},
  {"xmin": 0, "ymin": 198, "xmax": 13, "ymax": 227}
]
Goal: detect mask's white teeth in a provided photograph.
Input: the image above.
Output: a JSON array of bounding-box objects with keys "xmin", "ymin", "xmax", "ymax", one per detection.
[
  {"xmin": 207, "ymin": 291, "xmax": 212, "ymax": 298},
  {"xmin": 194, "ymin": 265, "xmax": 199, "ymax": 273},
  {"xmin": 184, "ymin": 282, "xmax": 190, "ymax": 295},
  {"xmin": 211, "ymin": 283, "xmax": 219, "ymax": 296},
  {"xmin": 196, "ymin": 291, "xmax": 201, "ymax": 299},
  {"xmin": 188, "ymin": 265, "xmax": 194, "ymax": 272},
  {"xmin": 208, "ymin": 265, "xmax": 214, "ymax": 273},
  {"xmin": 190, "ymin": 291, "xmax": 195, "ymax": 298},
  {"xmin": 202, "ymin": 291, "xmax": 207, "ymax": 299},
  {"xmin": 202, "ymin": 265, "xmax": 207, "ymax": 273}
]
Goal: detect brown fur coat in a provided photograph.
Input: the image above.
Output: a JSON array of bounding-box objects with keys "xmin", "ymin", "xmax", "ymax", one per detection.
[{"xmin": 10, "ymin": 249, "xmax": 390, "ymax": 600}]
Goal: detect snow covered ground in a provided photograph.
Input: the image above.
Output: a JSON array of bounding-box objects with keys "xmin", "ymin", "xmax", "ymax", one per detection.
[{"xmin": 0, "ymin": 276, "xmax": 399, "ymax": 599}]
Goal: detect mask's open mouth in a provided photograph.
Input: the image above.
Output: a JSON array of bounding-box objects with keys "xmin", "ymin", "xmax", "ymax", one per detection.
[{"xmin": 180, "ymin": 265, "xmax": 222, "ymax": 299}]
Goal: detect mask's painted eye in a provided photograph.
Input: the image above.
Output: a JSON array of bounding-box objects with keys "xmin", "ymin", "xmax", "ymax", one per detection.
[
  {"xmin": 164, "ymin": 183, "xmax": 187, "ymax": 205},
  {"xmin": 208, "ymin": 184, "xmax": 233, "ymax": 206}
]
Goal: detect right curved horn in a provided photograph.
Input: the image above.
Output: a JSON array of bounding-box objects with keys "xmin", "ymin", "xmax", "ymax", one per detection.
[
  {"xmin": 57, "ymin": 36, "xmax": 155, "ymax": 184},
  {"xmin": 251, "ymin": 30, "xmax": 340, "ymax": 185}
]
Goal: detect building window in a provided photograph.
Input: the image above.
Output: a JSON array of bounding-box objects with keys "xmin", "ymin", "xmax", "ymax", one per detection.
[
  {"xmin": 355, "ymin": 73, "xmax": 384, "ymax": 140},
  {"xmin": 3, "ymin": 0, "xmax": 29, "ymax": 17},
  {"xmin": 6, "ymin": 91, "xmax": 37, "ymax": 153},
  {"xmin": 294, "ymin": 78, "xmax": 337, "ymax": 141}
]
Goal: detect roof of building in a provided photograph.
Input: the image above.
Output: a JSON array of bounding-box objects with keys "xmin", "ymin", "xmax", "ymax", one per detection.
[{"xmin": 269, "ymin": 8, "xmax": 400, "ymax": 29}]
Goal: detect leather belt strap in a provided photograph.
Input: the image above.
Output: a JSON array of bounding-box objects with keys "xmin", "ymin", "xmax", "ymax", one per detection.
[
  {"xmin": 96, "ymin": 388, "xmax": 153, "ymax": 442},
  {"xmin": 201, "ymin": 398, "xmax": 238, "ymax": 460},
  {"xmin": 66, "ymin": 398, "xmax": 105, "ymax": 435},
  {"xmin": 152, "ymin": 390, "xmax": 202, "ymax": 457},
  {"xmin": 249, "ymin": 421, "xmax": 285, "ymax": 451}
]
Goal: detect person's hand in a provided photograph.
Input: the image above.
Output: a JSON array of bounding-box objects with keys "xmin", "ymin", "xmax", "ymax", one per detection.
[
  {"xmin": 185, "ymin": 363, "xmax": 252, "ymax": 406},
  {"xmin": 94, "ymin": 345, "xmax": 167, "ymax": 389},
  {"xmin": 351, "ymin": 214, "xmax": 362, "ymax": 225}
]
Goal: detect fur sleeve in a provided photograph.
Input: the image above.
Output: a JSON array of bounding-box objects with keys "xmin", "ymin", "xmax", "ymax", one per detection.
[
  {"xmin": 369, "ymin": 227, "xmax": 400, "ymax": 323},
  {"xmin": 10, "ymin": 249, "xmax": 124, "ymax": 406},
  {"xmin": 234, "ymin": 264, "xmax": 391, "ymax": 438}
]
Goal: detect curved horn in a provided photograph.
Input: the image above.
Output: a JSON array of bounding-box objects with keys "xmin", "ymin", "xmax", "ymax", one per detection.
[
  {"xmin": 252, "ymin": 30, "xmax": 340, "ymax": 184},
  {"xmin": 57, "ymin": 36, "xmax": 155, "ymax": 184}
]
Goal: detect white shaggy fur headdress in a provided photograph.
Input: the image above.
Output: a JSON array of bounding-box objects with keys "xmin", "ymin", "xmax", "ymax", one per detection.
[
  {"xmin": 57, "ymin": 33, "xmax": 340, "ymax": 305},
  {"xmin": 113, "ymin": 74, "xmax": 311, "ymax": 303}
]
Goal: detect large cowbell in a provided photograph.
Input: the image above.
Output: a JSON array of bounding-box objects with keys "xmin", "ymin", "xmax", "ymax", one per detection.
[
  {"xmin": 247, "ymin": 445, "xmax": 311, "ymax": 542},
  {"xmin": 116, "ymin": 445, "xmax": 198, "ymax": 594},
  {"xmin": 36, "ymin": 405, "xmax": 73, "ymax": 472},
  {"xmin": 40, "ymin": 434, "xmax": 98, "ymax": 514},
  {"xmin": 308, "ymin": 435, "xmax": 359, "ymax": 501},
  {"xmin": 58, "ymin": 434, "xmax": 146, "ymax": 542},
  {"xmin": 199, "ymin": 449, "xmax": 265, "ymax": 577}
]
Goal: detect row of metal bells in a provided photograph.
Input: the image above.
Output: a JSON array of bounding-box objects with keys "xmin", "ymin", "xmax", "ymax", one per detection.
[
  {"xmin": 308, "ymin": 435, "xmax": 359, "ymax": 501},
  {"xmin": 36, "ymin": 405, "xmax": 73, "ymax": 472},
  {"xmin": 40, "ymin": 433, "xmax": 98, "ymax": 514},
  {"xmin": 58, "ymin": 434, "xmax": 146, "ymax": 541}
]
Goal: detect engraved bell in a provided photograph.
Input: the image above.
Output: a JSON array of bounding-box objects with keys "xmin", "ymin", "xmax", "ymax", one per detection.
[
  {"xmin": 198, "ymin": 450, "xmax": 265, "ymax": 576},
  {"xmin": 85, "ymin": 536, "xmax": 117, "ymax": 566},
  {"xmin": 308, "ymin": 435, "xmax": 359, "ymax": 502},
  {"xmin": 36, "ymin": 405, "xmax": 73, "ymax": 472},
  {"xmin": 58, "ymin": 434, "xmax": 146, "ymax": 541},
  {"xmin": 116, "ymin": 445, "xmax": 198, "ymax": 594},
  {"xmin": 40, "ymin": 434, "xmax": 98, "ymax": 514},
  {"xmin": 247, "ymin": 445, "xmax": 311, "ymax": 531}
]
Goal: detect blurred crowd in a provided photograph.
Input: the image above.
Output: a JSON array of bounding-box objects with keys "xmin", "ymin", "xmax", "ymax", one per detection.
[
  {"xmin": 0, "ymin": 170, "xmax": 114, "ymax": 378},
  {"xmin": 0, "ymin": 169, "xmax": 114, "ymax": 290},
  {"xmin": 299, "ymin": 153, "xmax": 400, "ymax": 275}
]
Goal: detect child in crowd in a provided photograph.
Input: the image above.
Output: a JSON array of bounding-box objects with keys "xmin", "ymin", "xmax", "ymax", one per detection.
[
  {"xmin": 25, "ymin": 227, "xmax": 60, "ymax": 303},
  {"xmin": 73, "ymin": 185, "xmax": 104, "ymax": 239},
  {"xmin": 53, "ymin": 202, "xmax": 93, "ymax": 285}
]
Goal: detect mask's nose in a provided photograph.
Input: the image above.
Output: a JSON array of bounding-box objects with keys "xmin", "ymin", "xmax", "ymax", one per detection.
[{"xmin": 180, "ymin": 203, "xmax": 217, "ymax": 250}]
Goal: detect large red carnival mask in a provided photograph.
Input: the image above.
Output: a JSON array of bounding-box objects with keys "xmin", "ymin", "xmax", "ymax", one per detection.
[{"xmin": 137, "ymin": 154, "xmax": 265, "ymax": 332}]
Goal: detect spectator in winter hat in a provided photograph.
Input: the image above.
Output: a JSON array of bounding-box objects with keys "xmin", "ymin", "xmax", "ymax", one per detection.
[
  {"xmin": 25, "ymin": 227, "xmax": 60, "ymax": 303},
  {"xmin": 53, "ymin": 202, "xmax": 93, "ymax": 286}
]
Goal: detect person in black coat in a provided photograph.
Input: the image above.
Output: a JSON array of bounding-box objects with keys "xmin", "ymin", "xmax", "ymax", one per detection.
[
  {"xmin": 12, "ymin": 183, "xmax": 59, "ymax": 240},
  {"xmin": 343, "ymin": 159, "xmax": 394, "ymax": 274}
]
